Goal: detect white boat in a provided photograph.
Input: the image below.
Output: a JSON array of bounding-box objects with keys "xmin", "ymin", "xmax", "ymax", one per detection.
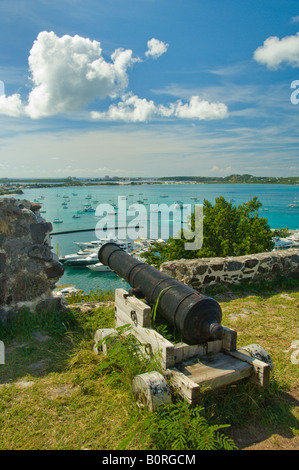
[
  {"xmin": 53, "ymin": 218, "xmax": 63, "ymax": 223},
  {"xmin": 52, "ymin": 285, "xmax": 82, "ymax": 297},
  {"xmin": 288, "ymin": 194, "xmax": 299, "ymax": 207},
  {"xmin": 74, "ymin": 237, "xmax": 129, "ymax": 251},
  {"xmin": 86, "ymin": 263, "xmax": 112, "ymax": 272},
  {"xmin": 64, "ymin": 252, "xmax": 99, "ymax": 267},
  {"xmin": 273, "ymin": 236, "xmax": 299, "ymax": 250}
]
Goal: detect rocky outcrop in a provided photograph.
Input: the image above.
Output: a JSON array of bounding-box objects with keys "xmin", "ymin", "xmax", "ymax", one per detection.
[
  {"xmin": 0, "ymin": 198, "xmax": 65, "ymax": 322},
  {"xmin": 160, "ymin": 249, "xmax": 299, "ymax": 290}
]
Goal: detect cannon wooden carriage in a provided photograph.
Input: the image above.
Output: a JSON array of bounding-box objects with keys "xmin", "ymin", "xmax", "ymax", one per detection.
[{"xmin": 94, "ymin": 243, "xmax": 273, "ymax": 411}]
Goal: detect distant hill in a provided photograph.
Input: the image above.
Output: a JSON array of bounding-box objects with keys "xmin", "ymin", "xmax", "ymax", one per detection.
[{"xmin": 157, "ymin": 174, "xmax": 299, "ymax": 184}]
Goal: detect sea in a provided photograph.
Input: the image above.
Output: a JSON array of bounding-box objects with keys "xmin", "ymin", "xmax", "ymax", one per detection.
[{"xmin": 3, "ymin": 182, "xmax": 299, "ymax": 293}]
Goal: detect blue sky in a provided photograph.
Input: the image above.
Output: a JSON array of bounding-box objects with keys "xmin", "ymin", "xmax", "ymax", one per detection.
[{"xmin": 0, "ymin": 0, "xmax": 299, "ymax": 178}]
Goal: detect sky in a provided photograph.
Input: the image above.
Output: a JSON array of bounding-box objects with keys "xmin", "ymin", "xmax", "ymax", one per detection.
[{"xmin": 0, "ymin": 0, "xmax": 299, "ymax": 178}]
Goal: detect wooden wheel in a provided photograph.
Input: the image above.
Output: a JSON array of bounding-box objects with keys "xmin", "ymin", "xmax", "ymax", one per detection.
[
  {"xmin": 132, "ymin": 371, "xmax": 172, "ymax": 412},
  {"xmin": 93, "ymin": 328, "xmax": 119, "ymax": 355},
  {"xmin": 239, "ymin": 344, "xmax": 273, "ymax": 369}
]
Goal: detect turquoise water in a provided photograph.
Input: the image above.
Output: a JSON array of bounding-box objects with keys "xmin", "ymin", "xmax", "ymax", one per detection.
[{"xmin": 7, "ymin": 183, "xmax": 299, "ymax": 292}]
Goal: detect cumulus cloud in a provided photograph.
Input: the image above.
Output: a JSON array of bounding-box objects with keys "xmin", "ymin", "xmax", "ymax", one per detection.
[
  {"xmin": 91, "ymin": 93, "xmax": 228, "ymax": 122},
  {"xmin": 91, "ymin": 93, "xmax": 157, "ymax": 122},
  {"xmin": 0, "ymin": 31, "xmax": 228, "ymax": 122},
  {"xmin": 253, "ymin": 32, "xmax": 299, "ymax": 68},
  {"xmin": 145, "ymin": 38, "xmax": 169, "ymax": 59},
  {"xmin": 0, "ymin": 31, "xmax": 139, "ymax": 119},
  {"xmin": 25, "ymin": 31, "xmax": 139, "ymax": 118},
  {"xmin": 0, "ymin": 94, "xmax": 24, "ymax": 117},
  {"xmin": 172, "ymin": 96, "xmax": 228, "ymax": 120}
]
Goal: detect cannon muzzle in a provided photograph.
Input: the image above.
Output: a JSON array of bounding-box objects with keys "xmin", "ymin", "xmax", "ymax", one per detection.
[{"xmin": 98, "ymin": 242, "xmax": 223, "ymax": 345}]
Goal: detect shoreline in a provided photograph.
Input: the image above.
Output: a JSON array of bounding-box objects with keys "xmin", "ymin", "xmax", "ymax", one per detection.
[{"xmin": 1, "ymin": 180, "xmax": 299, "ymax": 196}]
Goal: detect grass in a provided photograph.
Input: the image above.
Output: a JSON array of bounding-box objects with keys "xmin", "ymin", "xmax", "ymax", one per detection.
[{"xmin": 0, "ymin": 277, "xmax": 298, "ymax": 450}]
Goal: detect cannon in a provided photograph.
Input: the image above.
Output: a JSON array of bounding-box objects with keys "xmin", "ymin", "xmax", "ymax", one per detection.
[
  {"xmin": 98, "ymin": 242, "xmax": 223, "ymax": 345},
  {"xmin": 95, "ymin": 242, "xmax": 272, "ymax": 411}
]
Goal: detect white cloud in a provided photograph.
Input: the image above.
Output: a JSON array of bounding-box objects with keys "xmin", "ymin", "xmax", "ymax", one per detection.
[
  {"xmin": 0, "ymin": 94, "xmax": 24, "ymax": 117},
  {"xmin": 91, "ymin": 93, "xmax": 228, "ymax": 122},
  {"xmin": 172, "ymin": 96, "xmax": 228, "ymax": 120},
  {"xmin": 145, "ymin": 38, "xmax": 169, "ymax": 59},
  {"xmin": 0, "ymin": 31, "xmax": 227, "ymax": 122},
  {"xmin": 25, "ymin": 31, "xmax": 139, "ymax": 118},
  {"xmin": 254, "ymin": 32, "xmax": 299, "ymax": 68},
  {"xmin": 91, "ymin": 93, "xmax": 157, "ymax": 122}
]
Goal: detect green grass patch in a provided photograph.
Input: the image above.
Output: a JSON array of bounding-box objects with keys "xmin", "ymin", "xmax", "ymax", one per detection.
[{"xmin": 0, "ymin": 278, "xmax": 298, "ymax": 450}]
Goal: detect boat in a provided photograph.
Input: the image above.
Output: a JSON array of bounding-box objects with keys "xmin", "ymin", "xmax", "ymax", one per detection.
[
  {"xmin": 59, "ymin": 249, "xmax": 99, "ymax": 267},
  {"xmin": 86, "ymin": 263, "xmax": 112, "ymax": 272},
  {"xmin": 272, "ymin": 236, "xmax": 299, "ymax": 250},
  {"xmin": 74, "ymin": 237, "xmax": 129, "ymax": 251},
  {"xmin": 72, "ymin": 214, "xmax": 80, "ymax": 218},
  {"xmin": 65, "ymin": 253, "xmax": 99, "ymax": 267},
  {"xmin": 288, "ymin": 200, "xmax": 299, "ymax": 208},
  {"xmin": 288, "ymin": 193, "xmax": 299, "ymax": 207},
  {"xmin": 52, "ymin": 285, "xmax": 82, "ymax": 297},
  {"xmin": 53, "ymin": 218, "xmax": 63, "ymax": 223},
  {"xmin": 84, "ymin": 206, "xmax": 95, "ymax": 212}
]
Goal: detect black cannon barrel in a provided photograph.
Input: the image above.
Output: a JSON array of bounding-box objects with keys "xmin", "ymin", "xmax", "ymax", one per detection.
[{"xmin": 98, "ymin": 242, "xmax": 223, "ymax": 345}]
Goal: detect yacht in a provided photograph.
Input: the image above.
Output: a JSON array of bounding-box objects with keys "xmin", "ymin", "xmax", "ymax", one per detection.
[
  {"xmin": 52, "ymin": 285, "xmax": 82, "ymax": 297},
  {"xmin": 62, "ymin": 252, "xmax": 99, "ymax": 267},
  {"xmin": 74, "ymin": 237, "xmax": 130, "ymax": 251},
  {"xmin": 86, "ymin": 263, "xmax": 112, "ymax": 272},
  {"xmin": 53, "ymin": 218, "xmax": 63, "ymax": 224},
  {"xmin": 273, "ymin": 236, "xmax": 299, "ymax": 250}
]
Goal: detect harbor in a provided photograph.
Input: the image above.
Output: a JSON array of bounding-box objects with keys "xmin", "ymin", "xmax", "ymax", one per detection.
[{"xmin": 2, "ymin": 182, "xmax": 298, "ymax": 293}]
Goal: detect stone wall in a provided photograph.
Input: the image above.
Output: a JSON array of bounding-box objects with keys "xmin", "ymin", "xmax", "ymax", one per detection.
[
  {"xmin": 160, "ymin": 248, "xmax": 299, "ymax": 290},
  {"xmin": 0, "ymin": 198, "xmax": 65, "ymax": 322}
]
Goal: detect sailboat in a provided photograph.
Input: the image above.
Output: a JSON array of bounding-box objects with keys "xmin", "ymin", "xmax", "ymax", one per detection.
[{"xmin": 288, "ymin": 192, "xmax": 299, "ymax": 208}]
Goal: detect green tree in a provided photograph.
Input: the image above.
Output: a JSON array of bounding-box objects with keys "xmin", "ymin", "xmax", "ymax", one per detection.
[{"xmin": 141, "ymin": 196, "xmax": 274, "ymax": 267}]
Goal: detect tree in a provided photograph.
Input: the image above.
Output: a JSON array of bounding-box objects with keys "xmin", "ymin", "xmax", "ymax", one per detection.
[{"xmin": 141, "ymin": 196, "xmax": 274, "ymax": 267}]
